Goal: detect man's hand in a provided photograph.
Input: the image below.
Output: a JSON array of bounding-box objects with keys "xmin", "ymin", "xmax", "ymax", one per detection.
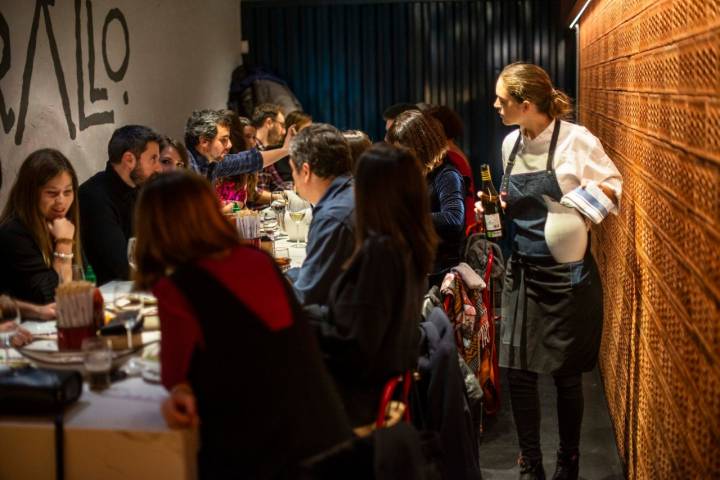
[{"xmin": 283, "ymin": 125, "xmax": 298, "ymax": 150}]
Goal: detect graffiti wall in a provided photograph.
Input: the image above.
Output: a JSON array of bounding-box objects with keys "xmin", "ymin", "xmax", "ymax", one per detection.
[{"xmin": 0, "ymin": 0, "xmax": 241, "ymax": 205}]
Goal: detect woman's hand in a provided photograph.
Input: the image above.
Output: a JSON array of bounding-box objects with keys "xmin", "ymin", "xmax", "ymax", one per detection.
[
  {"xmin": 29, "ymin": 302, "xmax": 57, "ymax": 320},
  {"xmin": 48, "ymin": 218, "xmax": 75, "ymax": 241},
  {"xmin": 475, "ymin": 191, "xmax": 507, "ymax": 217},
  {"xmin": 162, "ymin": 383, "xmax": 199, "ymax": 429},
  {"xmin": 0, "ymin": 322, "xmax": 33, "ymax": 347},
  {"xmin": 10, "ymin": 326, "xmax": 33, "ymax": 347}
]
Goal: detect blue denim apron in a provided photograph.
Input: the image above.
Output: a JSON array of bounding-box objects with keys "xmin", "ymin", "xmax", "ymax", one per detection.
[{"xmin": 499, "ymin": 120, "xmax": 603, "ymax": 375}]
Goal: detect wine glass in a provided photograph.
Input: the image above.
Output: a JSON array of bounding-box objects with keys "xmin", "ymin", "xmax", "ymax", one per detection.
[
  {"xmin": 288, "ymin": 205, "xmax": 306, "ymax": 248},
  {"xmin": 113, "ymin": 284, "xmax": 143, "ymax": 350},
  {"xmin": 127, "ymin": 237, "xmax": 137, "ymax": 271},
  {"xmin": 270, "ymin": 191, "xmax": 287, "ymax": 236}
]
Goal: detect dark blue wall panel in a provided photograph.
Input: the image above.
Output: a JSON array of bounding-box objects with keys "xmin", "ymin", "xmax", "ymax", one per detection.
[{"xmin": 241, "ymin": 0, "xmax": 575, "ymax": 184}]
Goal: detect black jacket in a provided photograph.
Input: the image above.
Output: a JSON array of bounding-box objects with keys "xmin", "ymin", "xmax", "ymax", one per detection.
[
  {"xmin": 0, "ymin": 217, "xmax": 59, "ymax": 304},
  {"xmin": 305, "ymin": 235, "xmax": 424, "ymax": 426},
  {"xmin": 416, "ymin": 307, "xmax": 482, "ymax": 480},
  {"xmin": 78, "ymin": 163, "xmax": 136, "ymax": 285}
]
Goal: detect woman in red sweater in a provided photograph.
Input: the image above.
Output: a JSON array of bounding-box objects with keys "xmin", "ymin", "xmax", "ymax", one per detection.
[{"xmin": 133, "ymin": 171, "xmax": 351, "ymax": 479}]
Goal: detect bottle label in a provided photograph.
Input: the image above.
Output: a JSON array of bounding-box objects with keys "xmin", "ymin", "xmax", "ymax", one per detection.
[{"xmin": 484, "ymin": 213, "xmax": 502, "ymax": 233}]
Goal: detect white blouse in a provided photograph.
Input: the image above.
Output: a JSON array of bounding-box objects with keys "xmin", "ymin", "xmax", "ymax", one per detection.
[{"xmin": 501, "ymin": 120, "xmax": 623, "ymax": 263}]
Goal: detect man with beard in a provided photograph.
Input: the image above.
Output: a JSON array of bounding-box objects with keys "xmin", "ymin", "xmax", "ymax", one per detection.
[
  {"xmin": 185, "ymin": 109, "xmax": 293, "ymax": 181},
  {"xmin": 79, "ymin": 125, "xmax": 162, "ymax": 285},
  {"xmin": 252, "ymin": 104, "xmax": 288, "ymax": 191}
]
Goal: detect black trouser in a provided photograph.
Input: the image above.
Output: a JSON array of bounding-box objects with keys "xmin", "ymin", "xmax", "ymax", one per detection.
[{"xmin": 507, "ymin": 368, "xmax": 584, "ymax": 462}]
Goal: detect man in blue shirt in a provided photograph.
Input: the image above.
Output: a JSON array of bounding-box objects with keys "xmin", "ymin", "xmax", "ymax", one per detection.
[
  {"xmin": 286, "ymin": 123, "xmax": 355, "ymax": 305},
  {"xmin": 184, "ymin": 109, "xmax": 294, "ymax": 181}
]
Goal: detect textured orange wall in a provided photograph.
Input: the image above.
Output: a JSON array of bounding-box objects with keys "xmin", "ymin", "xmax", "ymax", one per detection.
[{"xmin": 578, "ymin": 0, "xmax": 719, "ymax": 477}]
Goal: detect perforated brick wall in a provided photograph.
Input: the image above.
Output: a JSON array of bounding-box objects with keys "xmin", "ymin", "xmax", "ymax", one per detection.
[{"xmin": 578, "ymin": 0, "xmax": 719, "ymax": 477}]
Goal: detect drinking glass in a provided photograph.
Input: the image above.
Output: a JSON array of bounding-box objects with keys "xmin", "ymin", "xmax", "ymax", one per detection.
[
  {"xmin": 113, "ymin": 284, "xmax": 144, "ymax": 350},
  {"xmin": 270, "ymin": 192, "xmax": 287, "ymax": 236},
  {"xmin": 273, "ymin": 246, "xmax": 291, "ymax": 273},
  {"xmin": 288, "ymin": 205, "xmax": 306, "ymax": 248},
  {"xmin": 71, "ymin": 264, "xmax": 85, "ymax": 281},
  {"xmin": 82, "ymin": 337, "xmax": 112, "ymax": 391},
  {"xmin": 127, "ymin": 237, "xmax": 137, "ymax": 271}
]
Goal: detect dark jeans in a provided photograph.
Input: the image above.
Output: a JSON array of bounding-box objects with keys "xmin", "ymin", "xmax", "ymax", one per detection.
[{"xmin": 507, "ymin": 368, "xmax": 584, "ymax": 462}]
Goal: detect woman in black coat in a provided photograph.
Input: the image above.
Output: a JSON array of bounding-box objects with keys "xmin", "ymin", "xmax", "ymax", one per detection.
[{"xmin": 305, "ymin": 143, "xmax": 439, "ymax": 427}]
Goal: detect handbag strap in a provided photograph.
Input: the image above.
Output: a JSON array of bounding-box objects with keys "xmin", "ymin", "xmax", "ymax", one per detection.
[{"xmin": 54, "ymin": 411, "xmax": 65, "ymax": 480}]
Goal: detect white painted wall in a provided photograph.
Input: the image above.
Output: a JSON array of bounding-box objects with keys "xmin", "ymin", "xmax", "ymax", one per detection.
[{"xmin": 0, "ymin": 0, "xmax": 242, "ymax": 207}]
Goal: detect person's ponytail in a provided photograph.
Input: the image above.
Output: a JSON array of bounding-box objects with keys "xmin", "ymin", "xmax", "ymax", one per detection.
[{"xmin": 548, "ymin": 88, "xmax": 574, "ymax": 119}]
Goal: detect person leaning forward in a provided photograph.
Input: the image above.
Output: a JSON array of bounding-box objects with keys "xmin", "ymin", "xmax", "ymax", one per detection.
[{"xmin": 184, "ymin": 109, "xmax": 295, "ymax": 182}]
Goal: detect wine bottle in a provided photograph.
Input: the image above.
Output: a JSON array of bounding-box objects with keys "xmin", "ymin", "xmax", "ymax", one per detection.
[{"xmin": 479, "ymin": 164, "xmax": 503, "ymax": 240}]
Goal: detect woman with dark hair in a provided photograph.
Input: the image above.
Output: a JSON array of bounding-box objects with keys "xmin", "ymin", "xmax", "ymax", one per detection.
[
  {"xmin": 427, "ymin": 105, "xmax": 477, "ymax": 229},
  {"xmin": 158, "ymin": 136, "xmax": 189, "ymax": 172},
  {"xmin": 490, "ymin": 62, "xmax": 622, "ymax": 480},
  {"xmin": 133, "ymin": 170, "xmax": 351, "ymax": 478},
  {"xmin": 342, "ymin": 129, "xmax": 372, "ymax": 172},
  {"xmin": 387, "ymin": 110, "xmax": 465, "ymax": 285},
  {"xmin": 305, "ymin": 143, "xmax": 438, "ymax": 427},
  {"xmin": 214, "ymin": 113, "xmax": 254, "ymax": 211},
  {"xmin": 0, "ymin": 149, "xmax": 83, "ymax": 304}
]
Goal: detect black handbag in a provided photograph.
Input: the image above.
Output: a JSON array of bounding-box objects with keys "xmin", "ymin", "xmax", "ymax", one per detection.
[{"xmin": 0, "ymin": 366, "xmax": 82, "ymax": 414}]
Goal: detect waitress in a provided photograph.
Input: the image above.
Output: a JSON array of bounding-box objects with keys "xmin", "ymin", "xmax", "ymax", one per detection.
[{"xmin": 485, "ymin": 63, "xmax": 622, "ymax": 480}]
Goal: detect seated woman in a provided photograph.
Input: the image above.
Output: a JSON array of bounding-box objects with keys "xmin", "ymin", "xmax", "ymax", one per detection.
[
  {"xmin": 132, "ymin": 171, "xmax": 351, "ymax": 478},
  {"xmin": 427, "ymin": 105, "xmax": 477, "ymax": 230},
  {"xmin": 343, "ymin": 129, "xmax": 372, "ymax": 172},
  {"xmin": 158, "ymin": 136, "xmax": 189, "ymax": 172},
  {"xmin": 387, "ymin": 110, "xmax": 466, "ymax": 285},
  {"xmin": 0, "ymin": 149, "xmax": 82, "ymax": 305},
  {"xmin": 305, "ymin": 143, "xmax": 438, "ymax": 427}
]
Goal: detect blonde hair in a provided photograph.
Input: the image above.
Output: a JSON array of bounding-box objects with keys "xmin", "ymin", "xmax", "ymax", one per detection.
[{"xmin": 499, "ymin": 62, "xmax": 573, "ymax": 119}]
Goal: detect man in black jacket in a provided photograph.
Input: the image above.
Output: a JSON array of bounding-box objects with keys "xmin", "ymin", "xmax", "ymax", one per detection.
[{"xmin": 79, "ymin": 125, "xmax": 162, "ymax": 285}]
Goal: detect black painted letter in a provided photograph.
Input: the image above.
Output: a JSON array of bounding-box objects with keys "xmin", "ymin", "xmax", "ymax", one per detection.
[
  {"xmin": 0, "ymin": 12, "xmax": 15, "ymax": 134},
  {"xmin": 85, "ymin": 0, "xmax": 107, "ymax": 102},
  {"xmin": 102, "ymin": 8, "xmax": 129, "ymax": 82},
  {"xmin": 16, "ymin": 0, "xmax": 77, "ymax": 145},
  {"xmin": 75, "ymin": 0, "xmax": 113, "ymax": 131}
]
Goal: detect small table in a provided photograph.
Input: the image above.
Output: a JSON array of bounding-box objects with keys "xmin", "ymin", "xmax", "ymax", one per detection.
[{"xmin": 0, "ymin": 377, "xmax": 197, "ymax": 480}]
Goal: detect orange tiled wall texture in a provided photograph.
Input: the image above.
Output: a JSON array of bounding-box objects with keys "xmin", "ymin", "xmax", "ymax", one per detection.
[{"xmin": 578, "ymin": 0, "xmax": 719, "ymax": 477}]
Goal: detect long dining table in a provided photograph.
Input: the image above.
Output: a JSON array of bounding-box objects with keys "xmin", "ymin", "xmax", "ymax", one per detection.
[{"xmin": 0, "ymin": 218, "xmax": 309, "ymax": 480}]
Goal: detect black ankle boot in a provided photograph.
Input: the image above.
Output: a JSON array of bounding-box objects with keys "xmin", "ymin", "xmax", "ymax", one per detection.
[
  {"xmin": 518, "ymin": 456, "xmax": 546, "ymax": 480},
  {"xmin": 551, "ymin": 450, "xmax": 579, "ymax": 480}
]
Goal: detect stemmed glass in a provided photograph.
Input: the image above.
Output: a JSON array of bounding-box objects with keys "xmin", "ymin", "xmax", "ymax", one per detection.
[
  {"xmin": 287, "ymin": 204, "xmax": 306, "ymax": 248},
  {"xmin": 113, "ymin": 284, "xmax": 144, "ymax": 350},
  {"xmin": 271, "ymin": 190, "xmax": 288, "ymax": 236}
]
